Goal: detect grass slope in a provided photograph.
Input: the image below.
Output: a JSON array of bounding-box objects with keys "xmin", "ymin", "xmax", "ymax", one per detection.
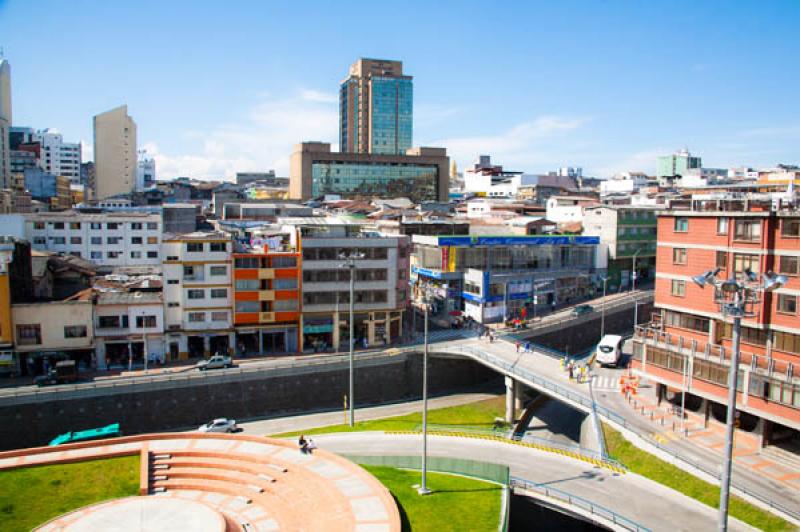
[
  {"xmin": 272, "ymin": 395, "xmax": 508, "ymax": 438},
  {"xmin": 0, "ymin": 455, "xmax": 140, "ymax": 532},
  {"xmin": 602, "ymin": 424, "xmax": 792, "ymax": 532},
  {"xmin": 364, "ymin": 465, "xmax": 503, "ymax": 532}
]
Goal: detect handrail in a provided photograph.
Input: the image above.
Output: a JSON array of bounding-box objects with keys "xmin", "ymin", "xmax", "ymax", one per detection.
[{"xmin": 510, "ymin": 476, "xmax": 652, "ymax": 532}]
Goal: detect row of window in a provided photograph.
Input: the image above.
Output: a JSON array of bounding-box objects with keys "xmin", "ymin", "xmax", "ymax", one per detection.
[
  {"xmin": 182, "ymin": 265, "xmax": 227, "ymax": 281},
  {"xmin": 302, "ymin": 290, "xmax": 388, "ymax": 305},
  {"xmin": 186, "ymin": 242, "xmax": 227, "ymax": 253},
  {"xmin": 97, "ymin": 315, "xmax": 157, "ymax": 329},
  {"xmin": 673, "ymin": 217, "xmax": 800, "ymax": 239},
  {"xmin": 233, "ymin": 256, "xmax": 298, "ymax": 269},
  {"xmin": 302, "ymin": 268, "xmax": 389, "ymax": 283},
  {"xmin": 187, "ymin": 288, "xmax": 228, "ymax": 300},
  {"xmin": 16, "ymin": 324, "xmax": 88, "ymax": 345},
  {"xmin": 234, "ymin": 299, "xmax": 299, "ymax": 313},
  {"xmin": 302, "ymin": 247, "xmax": 389, "ymax": 261},
  {"xmin": 670, "ymin": 278, "xmax": 797, "ymax": 314},
  {"xmin": 234, "ymin": 278, "xmax": 299, "ymax": 291},
  {"xmin": 36, "ymin": 236, "xmax": 159, "ymax": 246},
  {"xmin": 32, "ymin": 221, "xmax": 158, "ymax": 231},
  {"xmin": 187, "ymin": 311, "xmax": 228, "ymax": 323}
]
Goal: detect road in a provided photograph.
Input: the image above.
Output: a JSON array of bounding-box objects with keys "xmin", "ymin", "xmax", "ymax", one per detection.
[{"xmin": 308, "ymin": 431, "xmax": 756, "ymax": 532}]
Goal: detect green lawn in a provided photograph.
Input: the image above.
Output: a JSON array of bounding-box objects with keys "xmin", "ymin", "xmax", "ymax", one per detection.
[
  {"xmin": 363, "ymin": 465, "xmax": 503, "ymax": 532},
  {"xmin": 602, "ymin": 424, "xmax": 793, "ymax": 532},
  {"xmin": 272, "ymin": 395, "xmax": 510, "ymax": 438},
  {"xmin": 0, "ymin": 455, "xmax": 140, "ymax": 532}
]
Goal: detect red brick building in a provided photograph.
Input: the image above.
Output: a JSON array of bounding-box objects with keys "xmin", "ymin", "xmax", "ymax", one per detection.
[{"xmin": 633, "ymin": 195, "xmax": 800, "ymax": 446}]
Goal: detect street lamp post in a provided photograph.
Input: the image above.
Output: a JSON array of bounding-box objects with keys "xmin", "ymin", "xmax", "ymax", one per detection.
[
  {"xmin": 340, "ymin": 251, "xmax": 364, "ymax": 427},
  {"xmin": 600, "ymin": 276, "xmax": 608, "ymax": 338},
  {"xmin": 632, "ymin": 249, "xmax": 641, "ymax": 327},
  {"xmin": 418, "ymin": 291, "xmax": 432, "ymax": 495},
  {"xmin": 691, "ymin": 268, "xmax": 786, "ymax": 532}
]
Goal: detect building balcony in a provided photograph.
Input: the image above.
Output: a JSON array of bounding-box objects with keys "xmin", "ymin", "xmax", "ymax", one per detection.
[
  {"xmin": 259, "ymin": 312, "xmax": 276, "ymax": 322},
  {"xmin": 258, "ymin": 269, "xmax": 275, "ymax": 280},
  {"xmin": 258, "ymin": 290, "xmax": 275, "ymax": 301}
]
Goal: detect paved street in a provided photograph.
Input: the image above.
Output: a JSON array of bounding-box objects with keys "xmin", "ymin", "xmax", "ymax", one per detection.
[{"xmin": 310, "ymin": 432, "xmax": 756, "ymax": 532}]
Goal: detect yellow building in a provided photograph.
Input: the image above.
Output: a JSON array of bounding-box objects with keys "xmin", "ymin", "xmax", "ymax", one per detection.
[{"xmin": 0, "ymin": 238, "xmax": 15, "ymax": 372}]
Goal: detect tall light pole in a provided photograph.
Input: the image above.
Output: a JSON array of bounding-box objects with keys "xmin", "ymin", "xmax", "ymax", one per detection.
[
  {"xmin": 600, "ymin": 276, "xmax": 608, "ymax": 338},
  {"xmin": 418, "ymin": 290, "xmax": 432, "ymax": 495},
  {"xmin": 691, "ymin": 268, "xmax": 786, "ymax": 532},
  {"xmin": 340, "ymin": 251, "xmax": 364, "ymax": 427},
  {"xmin": 632, "ymin": 248, "xmax": 641, "ymax": 327}
]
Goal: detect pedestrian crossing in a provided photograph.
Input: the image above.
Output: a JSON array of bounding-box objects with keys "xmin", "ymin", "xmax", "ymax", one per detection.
[{"xmin": 591, "ymin": 375, "xmax": 621, "ymax": 391}]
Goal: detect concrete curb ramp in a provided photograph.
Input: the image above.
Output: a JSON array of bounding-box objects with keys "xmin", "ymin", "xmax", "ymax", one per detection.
[{"xmin": 0, "ymin": 433, "xmax": 400, "ymax": 532}]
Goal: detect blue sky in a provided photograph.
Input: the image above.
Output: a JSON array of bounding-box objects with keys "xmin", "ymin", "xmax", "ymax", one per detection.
[{"xmin": 1, "ymin": 0, "xmax": 798, "ymax": 180}]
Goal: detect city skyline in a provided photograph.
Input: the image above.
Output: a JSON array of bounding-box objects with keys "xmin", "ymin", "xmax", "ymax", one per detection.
[{"xmin": 1, "ymin": 0, "xmax": 799, "ymax": 180}]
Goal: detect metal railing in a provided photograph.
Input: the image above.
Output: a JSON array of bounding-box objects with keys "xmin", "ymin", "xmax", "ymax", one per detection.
[{"xmin": 510, "ymin": 476, "xmax": 652, "ymax": 532}]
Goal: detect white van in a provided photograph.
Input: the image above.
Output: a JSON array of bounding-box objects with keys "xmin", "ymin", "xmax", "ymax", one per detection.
[{"xmin": 595, "ymin": 335, "xmax": 623, "ymax": 367}]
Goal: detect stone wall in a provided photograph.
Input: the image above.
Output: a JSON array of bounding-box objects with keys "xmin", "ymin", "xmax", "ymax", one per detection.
[{"xmin": 1, "ymin": 353, "xmax": 497, "ymax": 451}]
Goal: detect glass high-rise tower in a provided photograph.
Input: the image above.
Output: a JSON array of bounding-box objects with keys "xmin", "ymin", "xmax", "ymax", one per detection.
[{"xmin": 339, "ymin": 58, "xmax": 413, "ymax": 155}]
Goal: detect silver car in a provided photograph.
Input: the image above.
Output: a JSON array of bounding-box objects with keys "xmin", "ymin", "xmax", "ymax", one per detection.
[{"xmin": 198, "ymin": 418, "xmax": 237, "ymax": 433}]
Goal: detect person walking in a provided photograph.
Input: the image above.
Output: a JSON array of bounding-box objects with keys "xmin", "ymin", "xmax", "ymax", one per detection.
[
  {"xmin": 298, "ymin": 435, "xmax": 308, "ymax": 454},
  {"xmin": 515, "ymin": 341, "xmax": 520, "ymax": 353}
]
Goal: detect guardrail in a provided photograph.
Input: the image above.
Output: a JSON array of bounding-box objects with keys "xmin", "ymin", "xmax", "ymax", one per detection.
[{"xmin": 510, "ymin": 476, "xmax": 652, "ymax": 532}]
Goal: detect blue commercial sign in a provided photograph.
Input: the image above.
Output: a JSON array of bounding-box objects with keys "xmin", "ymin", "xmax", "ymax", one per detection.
[
  {"xmin": 436, "ymin": 235, "xmax": 599, "ymax": 247},
  {"xmin": 412, "ymin": 266, "xmax": 443, "ymax": 279}
]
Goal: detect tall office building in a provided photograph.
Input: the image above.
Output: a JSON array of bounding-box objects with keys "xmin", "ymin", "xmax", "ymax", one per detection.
[
  {"xmin": 34, "ymin": 128, "xmax": 82, "ymax": 184},
  {"xmin": 339, "ymin": 58, "xmax": 412, "ymax": 155},
  {"xmin": 93, "ymin": 105, "xmax": 137, "ymax": 199},
  {"xmin": 0, "ymin": 59, "xmax": 12, "ymax": 189}
]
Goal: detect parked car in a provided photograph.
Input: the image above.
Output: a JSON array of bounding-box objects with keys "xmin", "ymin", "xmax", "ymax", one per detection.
[
  {"xmin": 198, "ymin": 418, "xmax": 237, "ymax": 433},
  {"xmin": 571, "ymin": 304, "xmax": 594, "ymax": 317},
  {"xmin": 196, "ymin": 354, "xmax": 233, "ymax": 371},
  {"xmin": 595, "ymin": 334, "xmax": 624, "ymax": 367}
]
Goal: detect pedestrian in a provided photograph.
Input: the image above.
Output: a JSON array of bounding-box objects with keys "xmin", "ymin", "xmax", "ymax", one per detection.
[
  {"xmin": 363, "ymin": 337, "xmax": 369, "ymax": 349},
  {"xmin": 307, "ymin": 438, "xmax": 317, "ymax": 454},
  {"xmin": 524, "ymin": 341, "xmax": 531, "ymax": 353},
  {"xmin": 298, "ymin": 434, "xmax": 308, "ymax": 454},
  {"xmin": 515, "ymin": 341, "xmax": 520, "ymax": 353},
  {"xmin": 568, "ymin": 361, "xmax": 574, "ymax": 380}
]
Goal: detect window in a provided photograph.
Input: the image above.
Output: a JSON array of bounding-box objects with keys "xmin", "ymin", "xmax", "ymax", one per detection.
[
  {"xmin": 734, "ymin": 220, "xmax": 761, "ymax": 242},
  {"xmin": 209, "ymin": 265, "xmax": 227, "ymax": 276},
  {"xmin": 147, "ymin": 251, "xmax": 158, "ymax": 258},
  {"xmin": 272, "ymin": 256, "xmax": 297, "ymax": 268},
  {"xmin": 235, "ymin": 301, "xmax": 260, "ymax": 312},
  {"xmin": 98, "ymin": 316, "xmax": 121, "ymax": 328},
  {"xmin": 235, "ymin": 257, "xmax": 259, "ymax": 268},
  {"xmin": 147, "ymin": 222, "xmax": 158, "ymax": 230},
  {"xmin": 130, "ymin": 222, "xmax": 143, "ymax": 230},
  {"xmin": 779, "ymin": 256, "xmax": 799, "ymax": 276},
  {"xmin": 68, "ymin": 237, "xmax": 81, "ymax": 245},
  {"xmin": 130, "ymin": 251, "xmax": 142, "ymax": 259},
  {"xmin": 272, "ymin": 299, "xmax": 298, "ymax": 311},
  {"xmin": 136, "ymin": 315, "xmax": 157, "ymax": 328},
  {"xmin": 717, "ymin": 217, "xmax": 729, "ymax": 235},
  {"xmin": 733, "ymin": 253, "xmax": 760, "ymax": 274},
  {"xmin": 673, "ymin": 218, "xmax": 688, "ymax": 232},
  {"xmin": 235, "ymin": 279, "xmax": 260, "ymax": 290},
  {"xmin": 33, "ymin": 237, "xmax": 46, "ymax": 245},
  {"xmin": 781, "ymin": 219, "xmax": 800, "ymax": 237},
  {"xmin": 720, "ymin": 321, "xmax": 768, "ymax": 345},
  {"xmin": 166, "ymin": 256, "xmax": 179, "ymax": 261},
  {"xmin": 777, "ymin": 294, "xmax": 797, "ymax": 314},
  {"xmin": 69, "ymin": 222, "xmax": 81, "ymax": 230},
  {"xmin": 210, "ymin": 242, "xmax": 226, "ymax": 252},
  {"xmin": 211, "ymin": 311, "xmax": 228, "ymax": 322},
  {"xmin": 131, "ymin": 236, "xmax": 143, "ymax": 245},
  {"xmin": 107, "ymin": 251, "xmax": 121, "ymax": 259},
  {"xmin": 147, "ymin": 236, "xmax": 158, "ymax": 245},
  {"xmin": 51, "ymin": 237, "xmax": 65, "ymax": 245},
  {"xmin": 16, "ymin": 325, "xmax": 41, "ymax": 345},
  {"xmin": 90, "ymin": 222, "xmax": 102, "ymax": 230},
  {"xmin": 716, "ymin": 251, "xmax": 728, "ymax": 269},
  {"xmin": 672, "ymin": 248, "xmax": 687, "ymax": 265},
  {"xmin": 70, "ymin": 252, "xmax": 82, "ymax": 258},
  {"xmin": 186, "ymin": 242, "xmax": 203, "ymax": 252},
  {"xmin": 210, "ymin": 288, "xmax": 228, "ymax": 298},
  {"xmin": 107, "ymin": 222, "xmax": 119, "ymax": 230},
  {"xmin": 167, "ymin": 279, "xmax": 179, "ymax": 285},
  {"xmin": 663, "ymin": 310, "xmax": 709, "ymax": 333},
  {"xmin": 64, "ymin": 325, "xmax": 87, "ymax": 338},
  {"xmin": 33, "ymin": 222, "xmax": 45, "ymax": 230},
  {"xmin": 91, "ymin": 251, "xmax": 102, "ymax": 259},
  {"xmin": 774, "ymin": 331, "xmax": 800, "ymax": 354},
  {"xmin": 273, "ymin": 278, "xmax": 298, "ymax": 290},
  {"xmin": 188, "ymin": 312, "xmax": 205, "ymax": 322},
  {"xmin": 187, "ymin": 289, "xmax": 204, "ymax": 299},
  {"xmin": 671, "ymin": 280, "xmax": 686, "ymax": 297},
  {"xmin": 167, "ymin": 302, "xmax": 180, "ymax": 307},
  {"xmin": 107, "ymin": 236, "xmax": 122, "ymax": 245},
  {"xmin": 91, "ymin": 237, "xmax": 102, "ymax": 245},
  {"xmin": 52, "ymin": 222, "xmax": 64, "ymax": 230}
]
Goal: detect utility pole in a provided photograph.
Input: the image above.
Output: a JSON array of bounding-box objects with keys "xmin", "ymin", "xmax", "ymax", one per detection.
[
  {"xmin": 600, "ymin": 277, "xmax": 608, "ymax": 338},
  {"xmin": 418, "ymin": 292, "xmax": 431, "ymax": 495},
  {"xmin": 340, "ymin": 251, "xmax": 364, "ymax": 427}
]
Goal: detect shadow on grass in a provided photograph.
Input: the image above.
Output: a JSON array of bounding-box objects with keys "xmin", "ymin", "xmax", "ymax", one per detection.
[{"xmin": 391, "ymin": 494, "xmax": 412, "ymax": 532}]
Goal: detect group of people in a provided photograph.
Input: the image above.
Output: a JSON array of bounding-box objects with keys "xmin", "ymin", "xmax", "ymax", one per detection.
[
  {"xmin": 477, "ymin": 328, "xmax": 496, "ymax": 342},
  {"xmin": 563, "ymin": 359, "xmax": 590, "ymax": 383},
  {"xmin": 298, "ymin": 434, "xmax": 317, "ymax": 454},
  {"xmin": 514, "ymin": 341, "xmax": 534, "ymax": 353}
]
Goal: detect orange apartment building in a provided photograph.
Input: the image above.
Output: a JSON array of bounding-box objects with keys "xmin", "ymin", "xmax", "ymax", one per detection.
[
  {"xmin": 232, "ymin": 243, "xmax": 301, "ymax": 355},
  {"xmin": 633, "ymin": 194, "xmax": 800, "ymax": 447}
]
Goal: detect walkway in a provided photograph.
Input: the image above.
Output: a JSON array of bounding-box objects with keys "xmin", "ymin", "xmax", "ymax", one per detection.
[{"xmin": 311, "ymin": 431, "xmax": 756, "ymax": 532}]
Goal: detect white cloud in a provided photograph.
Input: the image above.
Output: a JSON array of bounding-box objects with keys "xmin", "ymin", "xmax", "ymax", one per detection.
[
  {"xmin": 594, "ymin": 148, "xmax": 667, "ymax": 177},
  {"xmin": 427, "ymin": 115, "xmax": 590, "ymax": 172},
  {"xmin": 147, "ymin": 90, "xmax": 339, "ymax": 180}
]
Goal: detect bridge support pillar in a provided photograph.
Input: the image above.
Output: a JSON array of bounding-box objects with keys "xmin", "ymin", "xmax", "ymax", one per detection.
[{"xmin": 505, "ymin": 376, "xmax": 516, "ymax": 423}]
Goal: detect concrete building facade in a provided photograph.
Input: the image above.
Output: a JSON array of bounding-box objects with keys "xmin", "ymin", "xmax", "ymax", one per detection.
[
  {"xmin": 289, "ymin": 142, "xmax": 449, "ymax": 203},
  {"xmin": 0, "ymin": 59, "xmax": 11, "ymax": 189},
  {"xmin": 94, "ymin": 105, "xmax": 137, "ymax": 199},
  {"xmin": 34, "ymin": 128, "xmax": 81, "ymax": 184},
  {"xmin": 94, "ymin": 291, "xmax": 165, "ymax": 369}
]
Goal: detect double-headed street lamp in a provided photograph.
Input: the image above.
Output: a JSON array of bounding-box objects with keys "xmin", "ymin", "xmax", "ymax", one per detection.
[
  {"xmin": 691, "ymin": 267, "xmax": 786, "ymax": 532},
  {"xmin": 340, "ymin": 251, "xmax": 365, "ymax": 427}
]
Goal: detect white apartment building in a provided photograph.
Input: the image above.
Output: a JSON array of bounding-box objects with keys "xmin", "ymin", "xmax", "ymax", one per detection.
[
  {"xmin": 94, "ymin": 105, "xmax": 137, "ymax": 199},
  {"xmin": 283, "ymin": 218, "xmax": 408, "ymax": 351},
  {"xmin": 24, "ymin": 211, "xmax": 162, "ymax": 268},
  {"xmin": 162, "ymin": 232, "xmax": 234, "ymax": 361},
  {"xmin": 136, "ymin": 154, "xmax": 156, "ymax": 190},
  {"xmin": 94, "ymin": 291, "xmax": 165, "ymax": 369},
  {"xmin": 545, "ymin": 196, "xmax": 598, "ymax": 223},
  {"xmin": 35, "ymin": 128, "xmax": 82, "ymax": 184}
]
